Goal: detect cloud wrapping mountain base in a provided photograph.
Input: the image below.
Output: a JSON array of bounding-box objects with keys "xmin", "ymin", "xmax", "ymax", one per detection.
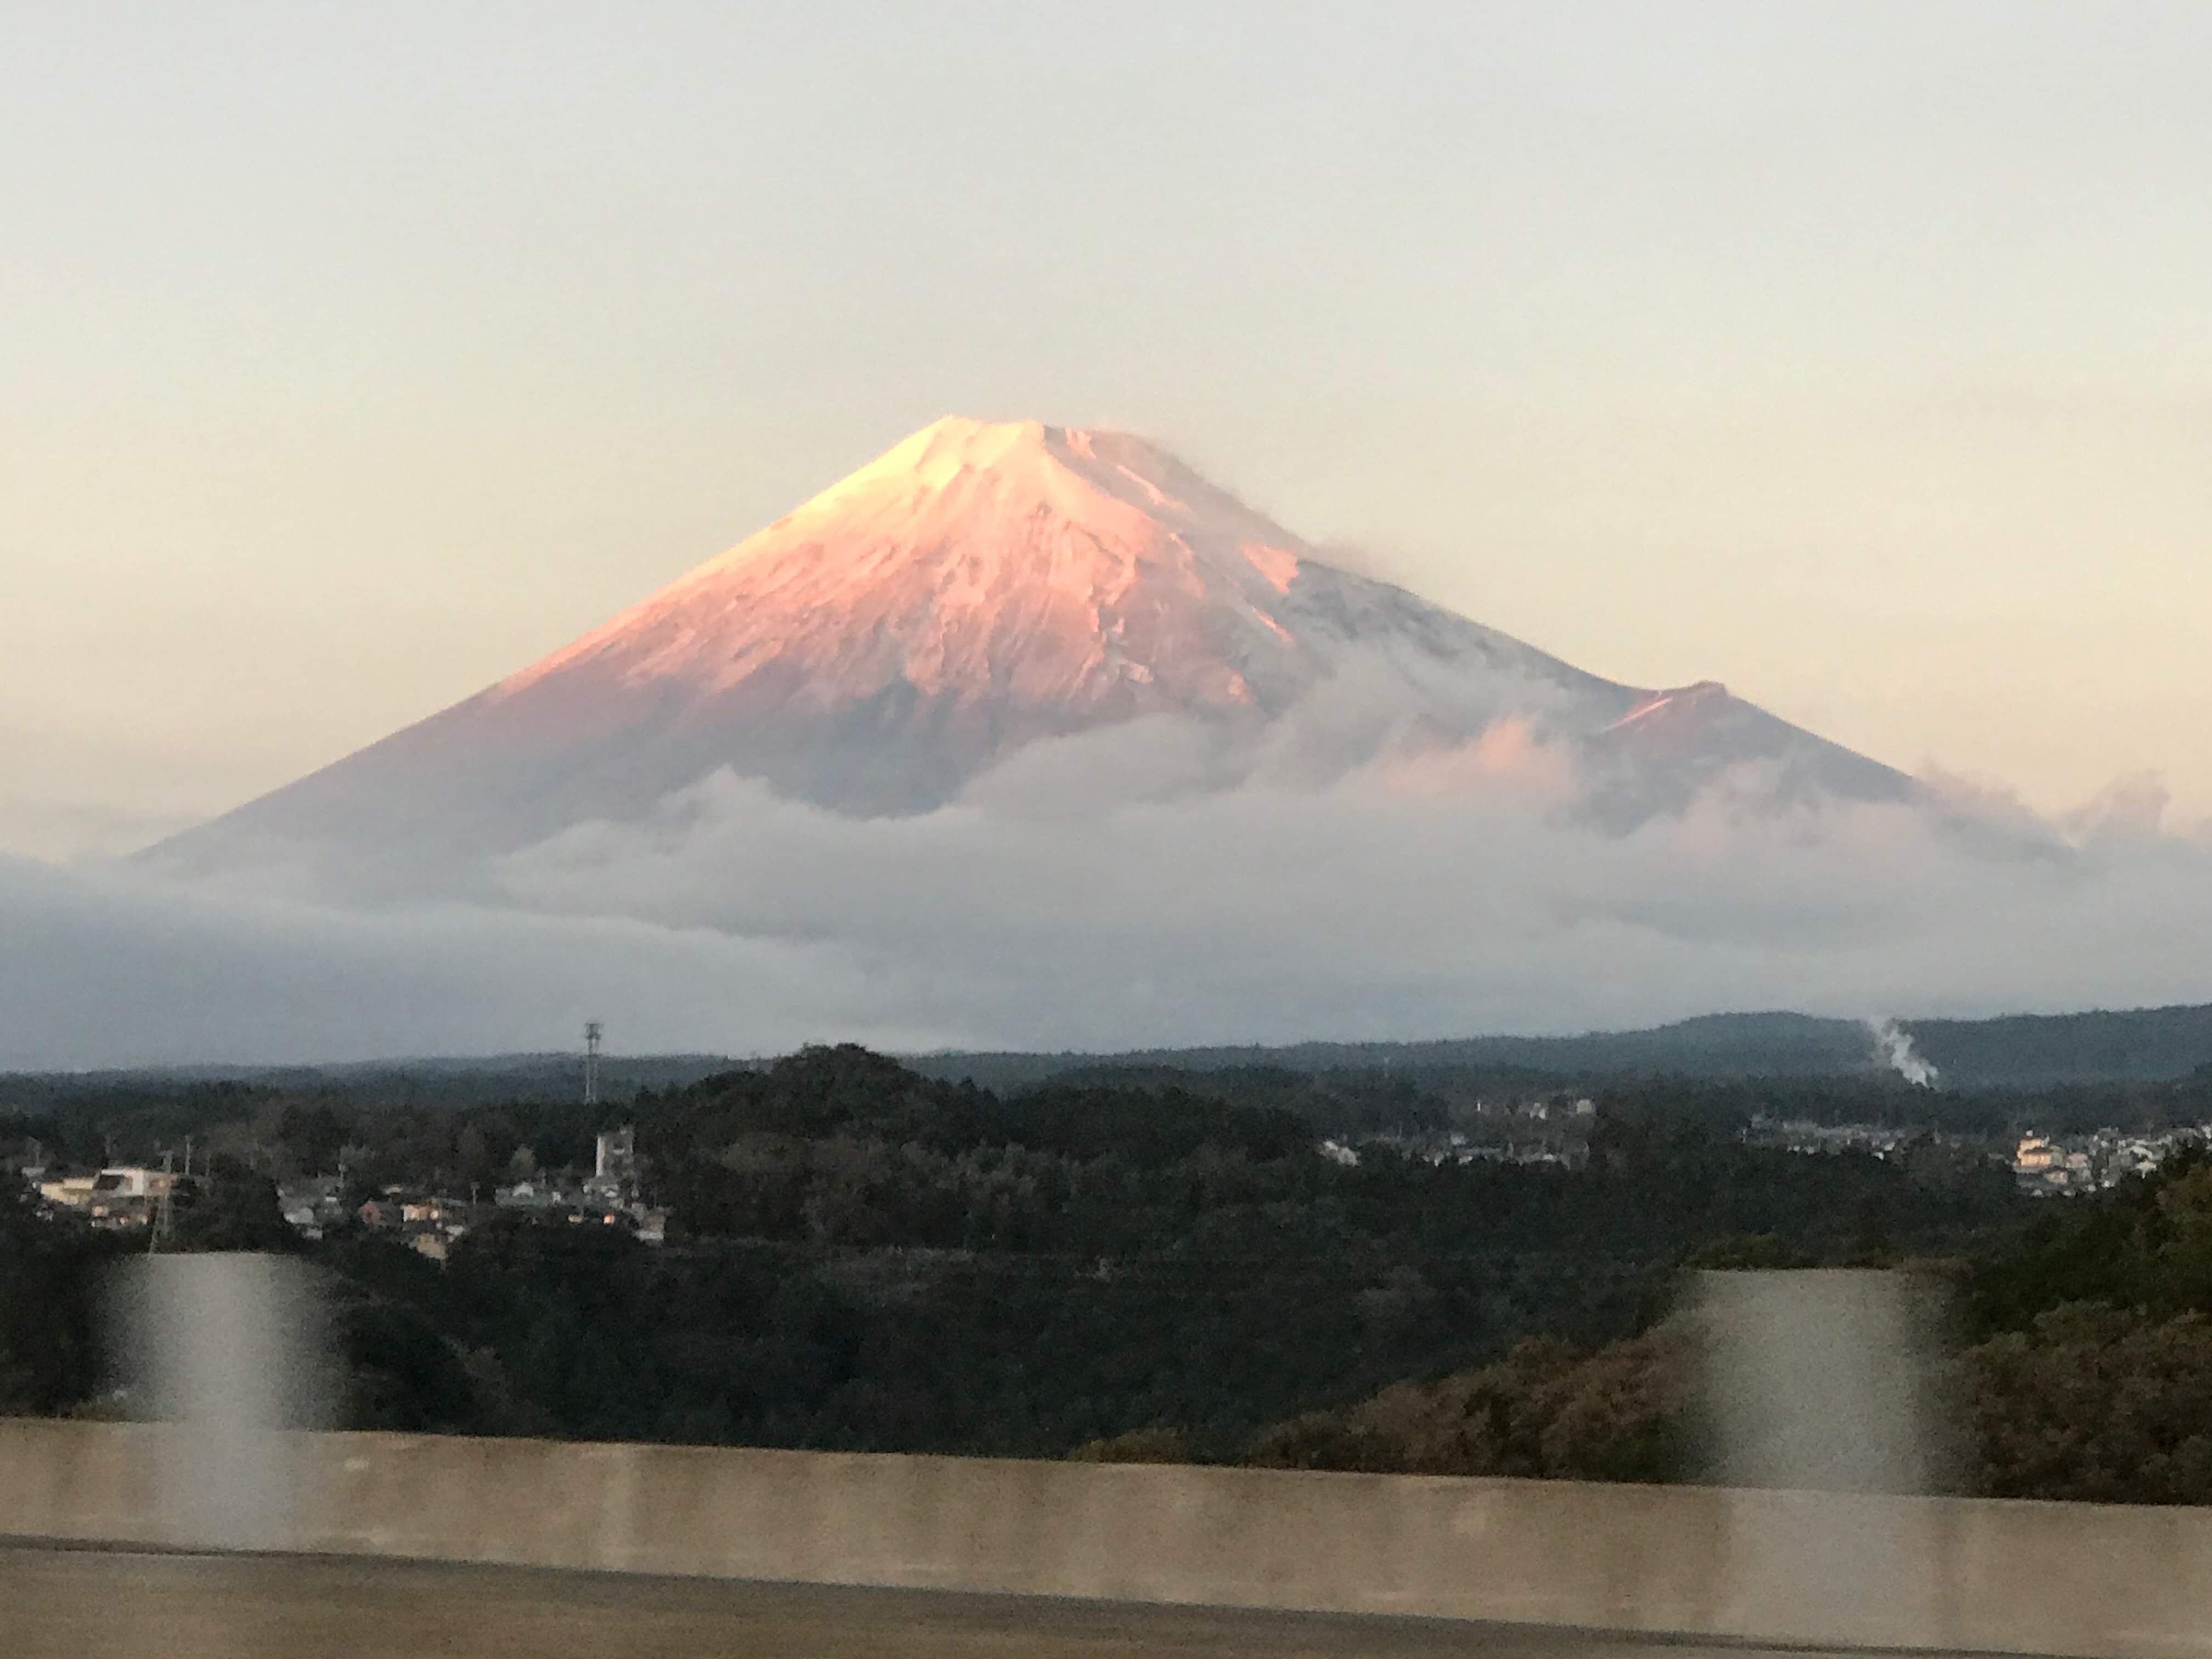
[{"xmin": 5, "ymin": 723, "xmax": 2210, "ymax": 1069}]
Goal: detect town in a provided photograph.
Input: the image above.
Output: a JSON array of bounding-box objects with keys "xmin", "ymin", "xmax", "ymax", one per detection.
[
  {"xmin": 1742, "ymin": 1116, "xmax": 2210, "ymax": 1197},
  {"xmin": 13, "ymin": 1090, "xmax": 2207, "ymax": 1258},
  {"xmin": 16, "ymin": 1124, "xmax": 665, "ymax": 1257}
]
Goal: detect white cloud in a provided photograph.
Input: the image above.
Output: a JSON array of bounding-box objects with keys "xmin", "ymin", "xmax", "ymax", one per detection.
[
  {"xmin": 7, "ymin": 726, "xmax": 2211, "ymax": 1070},
  {"xmin": 0, "ymin": 856, "xmax": 961, "ymax": 1071}
]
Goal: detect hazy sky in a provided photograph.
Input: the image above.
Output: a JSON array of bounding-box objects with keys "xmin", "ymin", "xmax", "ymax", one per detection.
[{"xmin": 9, "ymin": 2, "xmax": 2212, "ymax": 862}]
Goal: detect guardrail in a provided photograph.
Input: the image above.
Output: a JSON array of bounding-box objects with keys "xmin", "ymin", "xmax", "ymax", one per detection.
[{"xmin": 5, "ymin": 1417, "xmax": 2210, "ymax": 1657}]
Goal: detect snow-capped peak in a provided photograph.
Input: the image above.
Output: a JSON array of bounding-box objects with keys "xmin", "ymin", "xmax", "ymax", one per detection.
[
  {"xmin": 145, "ymin": 417, "xmax": 1918, "ymax": 868},
  {"xmin": 498, "ymin": 416, "xmax": 1339, "ymax": 717}
]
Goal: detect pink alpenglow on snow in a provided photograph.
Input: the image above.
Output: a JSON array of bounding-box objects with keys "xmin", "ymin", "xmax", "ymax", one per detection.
[{"xmin": 146, "ymin": 417, "xmax": 1914, "ymax": 879}]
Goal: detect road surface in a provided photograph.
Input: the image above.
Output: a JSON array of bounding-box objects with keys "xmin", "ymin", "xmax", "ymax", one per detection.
[{"xmin": 2, "ymin": 1542, "xmax": 1898, "ymax": 1659}]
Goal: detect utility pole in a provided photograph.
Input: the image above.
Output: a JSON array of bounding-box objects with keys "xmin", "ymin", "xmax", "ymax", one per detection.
[
  {"xmin": 149, "ymin": 1149, "xmax": 176, "ymax": 1255},
  {"xmin": 583, "ymin": 1022, "xmax": 603, "ymax": 1109}
]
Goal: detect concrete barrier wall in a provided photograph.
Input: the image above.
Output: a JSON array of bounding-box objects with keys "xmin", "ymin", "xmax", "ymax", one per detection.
[{"xmin": 7, "ymin": 1417, "xmax": 2212, "ymax": 1657}]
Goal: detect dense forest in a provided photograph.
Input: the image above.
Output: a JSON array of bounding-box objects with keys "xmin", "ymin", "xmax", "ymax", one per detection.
[
  {"xmin": 3, "ymin": 1047, "xmax": 2210, "ymax": 1501},
  {"xmin": 1252, "ymin": 1149, "xmax": 2212, "ymax": 1506}
]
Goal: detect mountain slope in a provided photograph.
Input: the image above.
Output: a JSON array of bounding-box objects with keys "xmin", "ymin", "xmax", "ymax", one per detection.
[{"xmin": 146, "ymin": 416, "xmax": 1914, "ymax": 873}]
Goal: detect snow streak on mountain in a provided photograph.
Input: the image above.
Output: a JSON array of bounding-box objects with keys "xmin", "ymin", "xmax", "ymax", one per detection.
[{"xmin": 149, "ymin": 417, "xmax": 1912, "ymax": 875}]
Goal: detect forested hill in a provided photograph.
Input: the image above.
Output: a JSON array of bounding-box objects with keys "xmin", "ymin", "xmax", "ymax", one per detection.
[
  {"xmin": 1906, "ymin": 1006, "xmax": 2212, "ymax": 1087},
  {"xmin": 0, "ymin": 1053, "xmax": 741, "ymax": 1114},
  {"xmin": 913, "ymin": 1004, "xmax": 2212, "ymax": 1091},
  {"xmin": 907, "ymin": 1013, "xmax": 1874, "ymax": 1091},
  {"xmin": 4, "ymin": 1045, "xmax": 2024, "ymax": 1462},
  {"xmin": 15, "ymin": 1045, "xmax": 2212, "ymax": 1503},
  {"xmin": 10, "ymin": 1003, "xmax": 2212, "ymax": 1107}
]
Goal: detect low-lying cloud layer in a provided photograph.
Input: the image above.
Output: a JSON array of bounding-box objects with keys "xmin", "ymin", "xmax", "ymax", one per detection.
[{"xmin": 5, "ymin": 718, "xmax": 2211, "ymax": 1070}]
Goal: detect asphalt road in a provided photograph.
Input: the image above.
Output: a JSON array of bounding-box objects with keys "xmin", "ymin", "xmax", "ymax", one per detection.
[{"xmin": 4, "ymin": 1543, "xmax": 1888, "ymax": 1659}]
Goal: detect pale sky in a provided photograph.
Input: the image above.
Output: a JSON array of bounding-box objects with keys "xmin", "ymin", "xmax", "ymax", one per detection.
[{"xmin": 10, "ymin": 1, "xmax": 2212, "ymax": 861}]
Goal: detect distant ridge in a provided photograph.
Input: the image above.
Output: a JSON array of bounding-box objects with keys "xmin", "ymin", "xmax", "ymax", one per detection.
[
  {"xmin": 13, "ymin": 1005, "xmax": 2212, "ymax": 1094},
  {"xmin": 909, "ymin": 1005, "xmax": 2212, "ymax": 1092},
  {"xmin": 905, "ymin": 1013, "xmax": 1873, "ymax": 1091}
]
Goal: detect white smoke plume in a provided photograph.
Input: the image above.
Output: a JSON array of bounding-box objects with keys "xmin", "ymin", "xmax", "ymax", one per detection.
[{"xmin": 1866, "ymin": 1018, "xmax": 1939, "ymax": 1088}]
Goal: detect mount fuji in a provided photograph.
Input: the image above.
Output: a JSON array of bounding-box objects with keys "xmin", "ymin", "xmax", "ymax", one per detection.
[{"xmin": 147, "ymin": 416, "xmax": 1914, "ymax": 877}]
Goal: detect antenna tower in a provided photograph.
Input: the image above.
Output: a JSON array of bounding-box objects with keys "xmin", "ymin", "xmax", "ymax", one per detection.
[
  {"xmin": 148, "ymin": 1149, "xmax": 176, "ymax": 1255},
  {"xmin": 584, "ymin": 1021, "xmax": 603, "ymax": 1108}
]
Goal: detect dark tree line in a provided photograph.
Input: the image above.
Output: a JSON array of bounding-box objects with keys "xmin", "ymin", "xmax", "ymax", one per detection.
[
  {"xmin": 1245, "ymin": 1150, "xmax": 2212, "ymax": 1505},
  {"xmin": 3, "ymin": 1046, "xmax": 2033, "ymax": 1464},
  {"xmin": 15, "ymin": 1048, "xmax": 2212, "ymax": 1502}
]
